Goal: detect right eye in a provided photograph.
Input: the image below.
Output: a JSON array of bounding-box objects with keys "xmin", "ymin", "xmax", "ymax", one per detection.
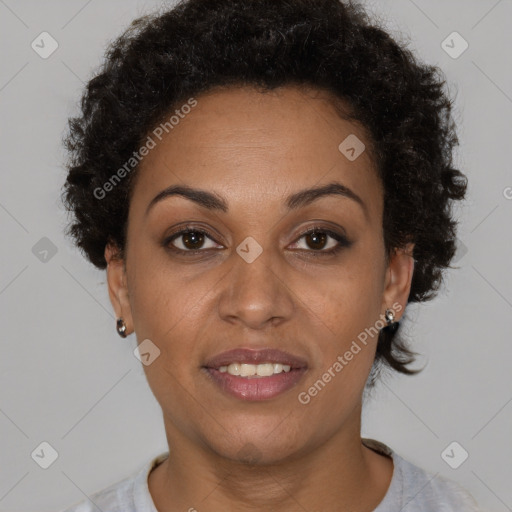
[{"xmin": 164, "ymin": 227, "xmax": 223, "ymax": 254}]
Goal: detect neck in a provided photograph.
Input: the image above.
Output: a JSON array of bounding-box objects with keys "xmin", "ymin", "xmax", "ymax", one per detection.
[{"xmin": 148, "ymin": 405, "xmax": 393, "ymax": 512}]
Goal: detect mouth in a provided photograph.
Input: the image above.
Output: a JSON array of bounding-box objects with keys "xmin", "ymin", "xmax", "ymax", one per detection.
[{"xmin": 203, "ymin": 348, "xmax": 308, "ymax": 401}]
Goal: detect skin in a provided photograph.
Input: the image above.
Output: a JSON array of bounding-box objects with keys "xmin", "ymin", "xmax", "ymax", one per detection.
[{"xmin": 105, "ymin": 85, "xmax": 415, "ymax": 512}]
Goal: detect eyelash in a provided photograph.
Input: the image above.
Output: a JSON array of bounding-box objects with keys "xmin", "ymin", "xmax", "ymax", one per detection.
[{"xmin": 163, "ymin": 224, "xmax": 352, "ymax": 257}]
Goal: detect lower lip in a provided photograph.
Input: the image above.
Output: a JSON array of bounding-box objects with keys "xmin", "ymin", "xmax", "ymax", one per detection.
[{"xmin": 204, "ymin": 367, "xmax": 307, "ymax": 401}]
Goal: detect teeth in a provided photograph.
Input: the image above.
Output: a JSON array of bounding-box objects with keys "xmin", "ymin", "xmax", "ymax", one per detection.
[
  {"xmin": 218, "ymin": 362, "xmax": 292, "ymax": 377},
  {"xmin": 257, "ymin": 364, "xmax": 274, "ymax": 376},
  {"xmin": 273, "ymin": 363, "xmax": 283, "ymax": 373},
  {"xmin": 240, "ymin": 364, "xmax": 256, "ymax": 377}
]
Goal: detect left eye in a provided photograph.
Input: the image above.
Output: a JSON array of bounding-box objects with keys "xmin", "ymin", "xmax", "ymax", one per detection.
[{"xmin": 289, "ymin": 228, "xmax": 351, "ymax": 254}]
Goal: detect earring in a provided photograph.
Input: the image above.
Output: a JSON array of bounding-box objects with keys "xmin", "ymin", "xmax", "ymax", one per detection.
[
  {"xmin": 383, "ymin": 308, "xmax": 400, "ymax": 334},
  {"xmin": 116, "ymin": 318, "xmax": 127, "ymax": 338}
]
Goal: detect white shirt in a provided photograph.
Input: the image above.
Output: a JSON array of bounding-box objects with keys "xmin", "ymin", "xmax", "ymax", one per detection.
[{"xmin": 59, "ymin": 438, "xmax": 482, "ymax": 511}]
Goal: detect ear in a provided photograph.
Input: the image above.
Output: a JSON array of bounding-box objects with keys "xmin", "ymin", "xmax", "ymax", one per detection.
[
  {"xmin": 105, "ymin": 243, "xmax": 134, "ymax": 336},
  {"xmin": 381, "ymin": 243, "xmax": 415, "ymax": 321}
]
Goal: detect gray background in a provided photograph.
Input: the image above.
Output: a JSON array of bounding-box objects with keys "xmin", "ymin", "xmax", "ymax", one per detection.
[{"xmin": 1, "ymin": 0, "xmax": 511, "ymax": 510}]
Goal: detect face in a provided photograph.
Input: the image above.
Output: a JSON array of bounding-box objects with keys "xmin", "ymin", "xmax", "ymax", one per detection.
[{"xmin": 106, "ymin": 85, "xmax": 414, "ymax": 464}]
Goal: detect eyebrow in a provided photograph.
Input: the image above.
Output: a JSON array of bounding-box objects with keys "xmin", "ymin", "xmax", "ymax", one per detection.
[{"xmin": 145, "ymin": 181, "xmax": 368, "ymax": 218}]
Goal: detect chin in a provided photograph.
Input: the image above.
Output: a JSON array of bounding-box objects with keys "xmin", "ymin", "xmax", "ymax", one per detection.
[{"xmin": 205, "ymin": 425, "xmax": 309, "ymax": 467}]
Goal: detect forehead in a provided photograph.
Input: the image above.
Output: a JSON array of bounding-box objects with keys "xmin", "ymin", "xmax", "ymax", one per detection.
[{"xmin": 131, "ymin": 85, "xmax": 382, "ymax": 221}]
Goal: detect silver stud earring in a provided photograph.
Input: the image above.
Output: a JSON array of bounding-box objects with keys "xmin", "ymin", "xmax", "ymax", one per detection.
[
  {"xmin": 383, "ymin": 308, "xmax": 399, "ymax": 334},
  {"xmin": 384, "ymin": 308, "xmax": 395, "ymax": 323},
  {"xmin": 116, "ymin": 318, "xmax": 127, "ymax": 338}
]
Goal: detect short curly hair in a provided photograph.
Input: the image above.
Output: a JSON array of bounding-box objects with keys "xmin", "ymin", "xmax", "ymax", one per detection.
[{"xmin": 61, "ymin": 0, "xmax": 467, "ymax": 382}]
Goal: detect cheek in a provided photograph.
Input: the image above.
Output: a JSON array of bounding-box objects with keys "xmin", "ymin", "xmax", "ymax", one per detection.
[
  {"xmin": 303, "ymin": 259, "xmax": 384, "ymax": 342},
  {"xmin": 294, "ymin": 271, "xmax": 382, "ymax": 421},
  {"xmin": 127, "ymin": 243, "xmax": 203, "ymax": 336},
  {"xmin": 127, "ymin": 251, "xmax": 219, "ymax": 385},
  {"xmin": 296, "ymin": 252, "xmax": 385, "ymax": 401},
  {"xmin": 129, "ymin": 267, "xmax": 210, "ymax": 412}
]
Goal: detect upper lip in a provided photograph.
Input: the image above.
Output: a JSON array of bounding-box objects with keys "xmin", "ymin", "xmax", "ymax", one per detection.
[{"xmin": 204, "ymin": 348, "xmax": 308, "ymax": 369}]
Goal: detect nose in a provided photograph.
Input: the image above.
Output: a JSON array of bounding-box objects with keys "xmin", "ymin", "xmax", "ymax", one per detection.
[{"xmin": 217, "ymin": 242, "xmax": 295, "ymax": 330}]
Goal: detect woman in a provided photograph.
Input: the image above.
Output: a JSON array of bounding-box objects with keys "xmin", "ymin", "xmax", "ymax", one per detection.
[{"xmin": 59, "ymin": 0, "xmax": 482, "ymax": 510}]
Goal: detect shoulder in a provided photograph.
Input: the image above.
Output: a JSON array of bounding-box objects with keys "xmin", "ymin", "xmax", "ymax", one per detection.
[
  {"xmin": 398, "ymin": 455, "xmax": 482, "ymax": 511},
  {"xmin": 390, "ymin": 451, "xmax": 482, "ymax": 511},
  {"xmin": 400, "ymin": 457, "xmax": 480, "ymax": 512},
  {"xmin": 58, "ymin": 452, "xmax": 169, "ymax": 512},
  {"xmin": 58, "ymin": 473, "xmax": 135, "ymax": 512},
  {"xmin": 362, "ymin": 438, "xmax": 482, "ymax": 512}
]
